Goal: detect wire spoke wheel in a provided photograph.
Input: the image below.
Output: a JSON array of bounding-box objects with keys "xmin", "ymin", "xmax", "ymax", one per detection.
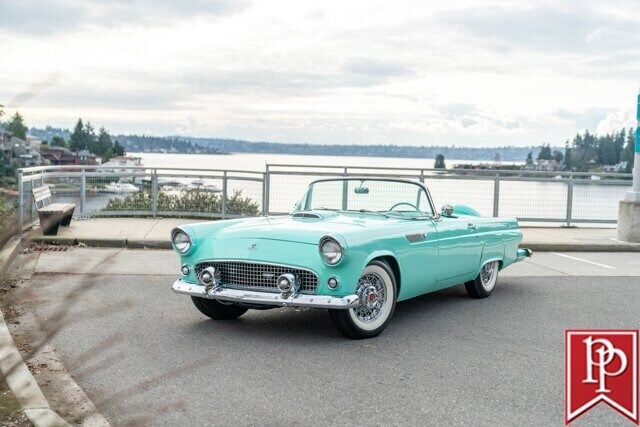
[
  {"xmin": 465, "ymin": 260, "xmax": 499, "ymax": 298},
  {"xmin": 480, "ymin": 261, "xmax": 498, "ymax": 292},
  {"xmin": 353, "ymin": 273, "xmax": 387, "ymax": 323},
  {"xmin": 328, "ymin": 260, "xmax": 397, "ymax": 339}
]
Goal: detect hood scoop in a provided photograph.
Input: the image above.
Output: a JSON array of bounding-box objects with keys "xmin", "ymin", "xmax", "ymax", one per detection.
[{"xmin": 292, "ymin": 212, "xmax": 322, "ymax": 219}]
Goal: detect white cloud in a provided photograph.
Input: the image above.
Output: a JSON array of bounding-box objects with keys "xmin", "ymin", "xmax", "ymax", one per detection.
[
  {"xmin": 596, "ymin": 110, "xmax": 635, "ymax": 135},
  {"xmin": 0, "ymin": 0, "xmax": 638, "ymax": 146}
]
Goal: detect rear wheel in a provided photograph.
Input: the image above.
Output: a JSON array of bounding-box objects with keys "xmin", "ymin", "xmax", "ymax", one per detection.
[
  {"xmin": 329, "ymin": 260, "xmax": 397, "ymax": 339},
  {"xmin": 191, "ymin": 296, "xmax": 248, "ymax": 320},
  {"xmin": 465, "ymin": 261, "xmax": 499, "ymax": 299}
]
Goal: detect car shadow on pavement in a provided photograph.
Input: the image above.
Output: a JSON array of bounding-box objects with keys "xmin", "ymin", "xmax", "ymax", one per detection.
[{"xmin": 182, "ymin": 279, "xmax": 528, "ymax": 342}]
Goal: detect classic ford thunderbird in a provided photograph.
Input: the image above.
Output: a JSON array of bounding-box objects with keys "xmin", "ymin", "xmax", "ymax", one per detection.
[{"xmin": 171, "ymin": 178, "xmax": 531, "ymax": 339}]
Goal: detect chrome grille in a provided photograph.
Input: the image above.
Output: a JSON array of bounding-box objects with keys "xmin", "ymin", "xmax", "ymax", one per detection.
[{"xmin": 194, "ymin": 261, "xmax": 318, "ymax": 294}]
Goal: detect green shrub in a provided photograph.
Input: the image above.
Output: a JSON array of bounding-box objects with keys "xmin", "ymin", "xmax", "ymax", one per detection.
[{"xmin": 103, "ymin": 189, "xmax": 260, "ymax": 216}]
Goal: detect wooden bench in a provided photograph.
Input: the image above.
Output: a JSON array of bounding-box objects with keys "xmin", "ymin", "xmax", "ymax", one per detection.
[{"xmin": 32, "ymin": 185, "xmax": 75, "ymax": 236}]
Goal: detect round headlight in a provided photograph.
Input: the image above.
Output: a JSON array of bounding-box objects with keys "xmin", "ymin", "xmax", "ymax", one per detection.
[
  {"xmin": 320, "ymin": 237, "xmax": 343, "ymax": 265},
  {"xmin": 171, "ymin": 229, "xmax": 192, "ymax": 254}
]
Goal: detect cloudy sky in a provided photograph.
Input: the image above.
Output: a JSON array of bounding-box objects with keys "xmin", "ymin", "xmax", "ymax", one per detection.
[{"xmin": 0, "ymin": 0, "xmax": 638, "ymax": 146}]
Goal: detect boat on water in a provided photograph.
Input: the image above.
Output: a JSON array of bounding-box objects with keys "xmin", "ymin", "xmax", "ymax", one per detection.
[
  {"xmin": 186, "ymin": 180, "xmax": 222, "ymax": 193},
  {"xmin": 103, "ymin": 182, "xmax": 140, "ymax": 193}
]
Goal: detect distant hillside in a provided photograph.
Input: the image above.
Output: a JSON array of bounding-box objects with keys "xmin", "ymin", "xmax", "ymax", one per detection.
[{"xmin": 29, "ymin": 126, "xmax": 544, "ymax": 161}]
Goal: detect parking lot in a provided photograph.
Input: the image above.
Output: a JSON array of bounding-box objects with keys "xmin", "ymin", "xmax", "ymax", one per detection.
[{"xmin": 8, "ymin": 248, "xmax": 640, "ymax": 425}]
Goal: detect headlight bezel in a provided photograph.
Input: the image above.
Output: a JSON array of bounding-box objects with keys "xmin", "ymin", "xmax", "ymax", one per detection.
[
  {"xmin": 171, "ymin": 227, "xmax": 193, "ymax": 254},
  {"xmin": 319, "ymin": 236, "xmax": 344, "ymax": 266}
]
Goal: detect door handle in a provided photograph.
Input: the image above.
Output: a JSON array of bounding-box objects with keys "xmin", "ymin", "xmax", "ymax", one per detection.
[{"xmin": 467, "ymin": 223, "xmax": 477, "ymax": 231}]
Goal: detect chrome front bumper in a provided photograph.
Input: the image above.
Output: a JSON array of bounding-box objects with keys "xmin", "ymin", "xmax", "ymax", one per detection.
[{"xmin": 172, "ymin": 279, "xmax": 360, "ymax": 309}]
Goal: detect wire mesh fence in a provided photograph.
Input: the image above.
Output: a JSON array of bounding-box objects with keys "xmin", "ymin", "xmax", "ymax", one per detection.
[{"xmin": 16, "ymin": 164, "xmax": 632, "ymax": 228}]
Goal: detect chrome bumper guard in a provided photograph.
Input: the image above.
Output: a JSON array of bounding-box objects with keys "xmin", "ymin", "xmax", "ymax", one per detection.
[{"xmin": 172, "ymin": 279, "xmax": 360, "ymax": 309}]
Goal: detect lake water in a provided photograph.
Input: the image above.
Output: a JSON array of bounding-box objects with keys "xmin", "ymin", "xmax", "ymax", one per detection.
[
  {"xmin": 129, "ymin": 152, "xmax": 511, "ymax": 171},
  {"xmin": 42, "ymin": 152, "xmax": 626, "ymax": 226}
]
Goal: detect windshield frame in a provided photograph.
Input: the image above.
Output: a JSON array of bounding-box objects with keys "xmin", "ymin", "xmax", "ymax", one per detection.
[{"xmin": 294, "ymin": 177, "xmax": 438, "ymax": 219}]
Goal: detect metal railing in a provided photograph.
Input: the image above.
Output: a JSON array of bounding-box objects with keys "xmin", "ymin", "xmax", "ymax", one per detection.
[{"xmin": 17, "ymin": 163, "xmax": 632, "ymax": 230}]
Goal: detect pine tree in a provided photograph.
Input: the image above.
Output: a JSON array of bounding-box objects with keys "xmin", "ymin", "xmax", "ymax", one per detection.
[
  {"xmin": 5, "ymin": 112, "xmax": 28, "ymax": 139},
  {"xmin": 69, "ymin": 119, "xmax": 86, "ymax": 152},
  {"xmin": 113, "ymin": 141, "xmax": 125, "ymax": 157},
  {"xmin": 434, "ymin": 153, "xmax": 446, "ymax": 169},
  {"xmin": 525, "ymin": 151, "xmax": 533, "ymax": 166},
  {"xmin": 51, "ymin": 136, "xmax": 66, "ymax": 147},
  {"xmin": 97, "ymin": 127, "xmax": 114, "ymax": 159}
]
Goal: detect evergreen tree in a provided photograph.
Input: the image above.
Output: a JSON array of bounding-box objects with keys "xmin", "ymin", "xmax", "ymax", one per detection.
[
  {"xmin": 113, "ymin": 141, "xmax": 125, "ymax": 157},
  {"xmin": 96, "ymin": 127, "xmax": 114, "ymax": 159},
  {"xmin": 5, "ymin": 112, "xmax": 28, "ymax": 139},
  {"xmin": 85, "ymin": 122, "xmax": 97, "ymax": 153},
  {"xmin": 525, "ymin": 151, "xmax": 533, "ymax": 166},
  {"xmin": 434, "ymin": 153, "xmax": 446, "ymax": 169},
  {"xmin": 69, "ymin": 119, "xmax": 87, "ymax": 152},
  {"xmin": 622, "ymin": 127, "xmax": 635, "ymax": 173},
  {"xmin": 537, "ymin": 143, "xmax": 552, "ymax": 160},
  {"xmin": 51, "ymin": 136, "xmax": 66, "ymax": 147},
  {"xmin": 552, "ymin": 150, "xmax": 564, "ymax": 163}
]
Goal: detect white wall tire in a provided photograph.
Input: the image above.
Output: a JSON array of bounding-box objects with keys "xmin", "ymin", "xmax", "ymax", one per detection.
[
  {"xmin": 465, "ymin": 260, "xmax": 499, "ymax": 299},
  {"xmin": 328, "ymin": 260, "xmax": 397, "ymax": 339}
]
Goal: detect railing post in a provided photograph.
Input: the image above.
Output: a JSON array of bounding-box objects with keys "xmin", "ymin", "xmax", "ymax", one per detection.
[
  {"xmin": 263, "ymin": 165, "xmax": 270, "ymax": 216},
  {"xmin": 341, "ymin": 167, "xmax": 348, "ymax": 210},
  {"xmin": 151, "ymin": 169, "xmax": 158, "ymax": 217},
  {"xmin": 221, "ymin": 171, "xmax": 227, "ymax": 219},
  {"xmin": 80, "ymin": 168, "xmax": 86, "ymax": 215},
  {"xmin": 565, "ymin": 175, "xmax": 574, "ymax": 227},
  {"xmin": 493, "ymin": 174, "xmax": 500, "ymax": 217},
  {"xmin": 419, "ymin": 169, "xmax": 425, "ymax": 183},
  {"xmin": 17, "ymin": 169, "xmax": 24, "ymax": 233}
]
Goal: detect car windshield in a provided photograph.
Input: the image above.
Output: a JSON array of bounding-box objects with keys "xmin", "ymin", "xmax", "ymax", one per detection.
[{"xmin": 295, "ymin": 179, "xmax": 434, "ymax": 218}]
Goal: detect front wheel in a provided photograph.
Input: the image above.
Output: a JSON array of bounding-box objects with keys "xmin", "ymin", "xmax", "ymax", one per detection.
[
  {"xmin": 329, "ymin": 260, "xmax": 397, "ymax": 339},
  {"xmin": 191, "ymin": 296, "xmax": 248, "ymax": 320},
  {"xmin": 465, "ymin": 260, "xmax": 499, "ymax": 299}
]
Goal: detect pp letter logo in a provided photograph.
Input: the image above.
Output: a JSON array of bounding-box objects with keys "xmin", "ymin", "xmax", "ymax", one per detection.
[{"xmin": 566, "ymin": 330, "xmax": 639, "ymax": 424}]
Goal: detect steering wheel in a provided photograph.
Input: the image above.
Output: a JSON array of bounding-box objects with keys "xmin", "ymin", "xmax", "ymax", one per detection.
[{"xmin": 389, "ymin": 202, "xmax": 420, "ymax": 212}]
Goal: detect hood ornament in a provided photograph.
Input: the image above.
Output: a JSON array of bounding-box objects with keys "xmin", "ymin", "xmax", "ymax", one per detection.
[{"xmin": 248, "ymin": 243, "xmax": 257, "ymax": 251}]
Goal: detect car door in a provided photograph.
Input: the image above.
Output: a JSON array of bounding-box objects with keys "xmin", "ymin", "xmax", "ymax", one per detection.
[{"xmin": 433, "ymin": 215, "xmax": 483, "ymax": 282}]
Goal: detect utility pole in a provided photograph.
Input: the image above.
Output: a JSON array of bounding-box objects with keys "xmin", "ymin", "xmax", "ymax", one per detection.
[{"xmin": 618, "ymin": 85, "xmax": 640, "ymax": 241}]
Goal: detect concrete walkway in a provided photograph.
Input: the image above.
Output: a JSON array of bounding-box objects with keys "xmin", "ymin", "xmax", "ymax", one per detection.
[{"xmin": 28, "ymin": 217, "xmax": 640, "ymax": 251}]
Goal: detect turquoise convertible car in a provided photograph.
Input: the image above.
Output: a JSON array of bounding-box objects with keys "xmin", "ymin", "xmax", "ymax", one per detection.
[{"xmin": 171, "ymin": 178, "xmax": 532, "ymax": 339}]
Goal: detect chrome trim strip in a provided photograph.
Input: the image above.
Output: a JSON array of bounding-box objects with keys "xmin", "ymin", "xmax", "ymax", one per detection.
[{"xmin": 172, "ymin": 279, "xmax": 360, "ymax": 309}]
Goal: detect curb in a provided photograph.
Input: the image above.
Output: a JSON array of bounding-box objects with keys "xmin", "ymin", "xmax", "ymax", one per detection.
[
  {"xmin": 0, "ymin": 311, "xmax": 70, "ymax": 427},
  {"xmin": 0, "ymin": 236, "xmax": 22, "ymax": 279},
  {"xmin": 31, "ymin": 236, "xmax": 640, "ymax": 252},
  {"xmin": 32, "ymin": 236, "xmax": 171, "ymax": 250},
  {"xmin": 525, "ymin": 243, "xmax": 640, "ymax": 252},
  {"xmin": 0, "ymin": 236, "xmax": 111, "ymax": 426}
]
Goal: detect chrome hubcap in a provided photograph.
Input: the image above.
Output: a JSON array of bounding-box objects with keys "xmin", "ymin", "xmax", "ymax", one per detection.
[
  {"xmin": 480, "ymin": 262, "xmax": 497, "ymax": 289},
  {"xmin": 354, "ymin": 273, "xmax": 386, "ymax": 322}
]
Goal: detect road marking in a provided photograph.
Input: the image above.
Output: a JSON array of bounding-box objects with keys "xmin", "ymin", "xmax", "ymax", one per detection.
[{"xmin": 552, "ymin": 252, "xmax": 616, "ymax": 269}]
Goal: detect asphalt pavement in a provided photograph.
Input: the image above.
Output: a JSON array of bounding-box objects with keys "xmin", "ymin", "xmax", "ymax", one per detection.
[{"xmin": 13, "ymin": 249, "xmax": 640, "ymax": 425}]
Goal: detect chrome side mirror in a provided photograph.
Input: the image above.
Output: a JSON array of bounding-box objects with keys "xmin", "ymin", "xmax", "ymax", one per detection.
[{"xmin": 441, "ymin": 204, "xmax": 454, "ymax": 217}]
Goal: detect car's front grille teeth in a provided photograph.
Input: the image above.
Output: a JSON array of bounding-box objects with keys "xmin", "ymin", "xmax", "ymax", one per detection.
[{"xmin": 194, "ymin": 261, "xmax": 318, "ymax": 294}]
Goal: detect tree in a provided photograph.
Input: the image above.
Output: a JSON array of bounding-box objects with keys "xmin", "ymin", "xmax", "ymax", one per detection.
[
  {"xmin": 51, "ymin": 136, "xmax": 66, "ymax": 147},
  {"xmin": 113, "ymin": 140, "xmax": 125, "ymax": 157},
  {"xmin": 537, "ymin": 143, "xmax": 552, "ymax": 160},
  {"xmin": 552, "ymin": 150, "xmax": 564, "ymax": 163},
  {"xmin": 434, "ymin": 153, "xmax": 446, "ymax": 169},
  {"xmin": 622, "ymin": 127, "xmax": 636, "ymax": 173},
  {"xmin": 525, "ymin": 151, "xmax": 533, "ymax": 167},
  {"xmin": 5, "ymin": 112, "xmax": 28, "ymax": 139},
  {"xmin": 96, "ymin": 127, "xmax": 113, "ymax": 159},
  {"xmin": 69, "ymin": 119, "xmax": 87, "ymax": 152}
]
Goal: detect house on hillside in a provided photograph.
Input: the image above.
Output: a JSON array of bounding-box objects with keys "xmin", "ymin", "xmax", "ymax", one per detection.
[
  {"xmin": 40, "ymin": 146, "xmax": 98, "ymax": 166},
  {"xmin": 0, "ymin": 135, "xmax": 42, "ymax": 168}
]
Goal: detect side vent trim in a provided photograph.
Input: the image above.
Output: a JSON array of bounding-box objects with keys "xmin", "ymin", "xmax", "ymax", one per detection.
[{"xmin": 406, "ymin": 233, "xmax": 426, "ymax": 243}]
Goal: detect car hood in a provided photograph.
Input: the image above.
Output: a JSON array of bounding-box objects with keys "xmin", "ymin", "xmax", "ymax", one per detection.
[{"xmin": 213, "ymin": 212, "xmax": 396, "ymax": 244}]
